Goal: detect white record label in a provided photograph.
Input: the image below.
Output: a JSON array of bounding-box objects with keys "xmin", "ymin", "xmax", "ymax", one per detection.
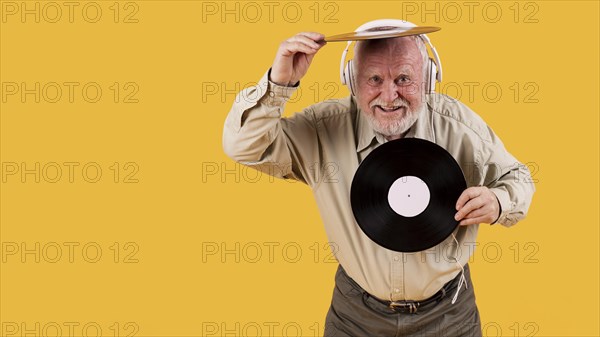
[{"xmin": 387, "ymin": 176, "xmax": 430, "ymax": 217}]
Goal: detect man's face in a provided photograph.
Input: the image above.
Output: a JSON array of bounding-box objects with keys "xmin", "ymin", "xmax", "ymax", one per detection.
[{"xmin": 354, "ymin": 37, "xmax": 426, "ymax": 139}]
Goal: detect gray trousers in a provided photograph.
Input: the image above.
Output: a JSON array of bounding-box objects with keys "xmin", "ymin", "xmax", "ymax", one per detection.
[{"xmin": 324, "ymin": 264, "xmax": 482, "ymax": 337}]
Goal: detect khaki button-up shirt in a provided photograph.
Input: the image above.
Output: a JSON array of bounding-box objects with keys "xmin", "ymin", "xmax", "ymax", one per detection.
[{"xmin": 222, "ymin": 69, "xmax": 535, "ymax": 301}]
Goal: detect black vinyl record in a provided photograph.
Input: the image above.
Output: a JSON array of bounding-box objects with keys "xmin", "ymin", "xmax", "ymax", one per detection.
[{"xmin": 350, "ymin": 138, "xmax": 466, "ymax": 252}]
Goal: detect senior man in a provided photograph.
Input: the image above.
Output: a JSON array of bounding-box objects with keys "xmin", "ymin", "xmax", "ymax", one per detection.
[{"xmin": 223, "ymin": 22, "xmax": 534, "ymax": 337}]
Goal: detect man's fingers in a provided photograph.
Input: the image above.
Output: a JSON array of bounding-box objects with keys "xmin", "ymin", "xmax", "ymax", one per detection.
[
  {"xmin": 289, "ymin": 35, "xmax": 321, "ymax": 49},
  {"xmin": 454, "ymin": 196, "xmax": 485, "ymax": 221},
  {"xmin": 455, "ymin": 187, "xmax": 481, "ymax": 210},
  {"xmin": 454, "ymin": 186, "xmax": 500, "ymax": 225},
  {"xmin": 271, "ymin": 32, "xmax": 326, "ymax": 86},
  {"xmin": 280, "ymin": 40, "xmax": 318, "ymax": 56},
  {"xmin": 283, "ymin": 33, "xmax": 325, "ymax": 54},
  {"xmin": 298, "ymin": 31, "xmax": 325, "ymax": 42},
  {"xmin": 460, "ymin": 207, "xmax": 488, "ymax": 221}
]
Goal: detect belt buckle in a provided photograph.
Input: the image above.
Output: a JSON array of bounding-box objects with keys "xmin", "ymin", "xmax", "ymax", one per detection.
[{"xmin": 389, "ymin": 300, "xmax": 418, "ymax": 313}]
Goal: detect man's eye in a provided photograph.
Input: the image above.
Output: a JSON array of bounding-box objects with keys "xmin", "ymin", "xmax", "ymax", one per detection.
[
  {"xmin": 368, "ymin": 76, "xmax": 382, "ymax": 84},
  {"xmin": 396, "ymin": 76, "xmax": 411, "ymax": 84}
]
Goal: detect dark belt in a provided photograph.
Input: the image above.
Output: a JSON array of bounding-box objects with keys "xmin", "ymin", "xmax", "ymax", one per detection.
[{"xmin": 361, "ymin": 266, "xmax": 467, "ymax": 314}]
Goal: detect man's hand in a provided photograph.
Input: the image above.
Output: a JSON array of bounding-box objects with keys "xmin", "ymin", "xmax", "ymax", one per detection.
[
  {"xmin": 270, "ymin": 32, "xmax": 326, "ymax": 87},
  {"xmin": 454, "ymin": 186, "xmax": 500, "ymax": 226}
]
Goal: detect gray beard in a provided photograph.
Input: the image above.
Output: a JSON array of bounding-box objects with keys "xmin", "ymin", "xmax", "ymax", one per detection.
[{"xmin": 362, "ymin": 102, "xmax": 427, "ymax": 139}]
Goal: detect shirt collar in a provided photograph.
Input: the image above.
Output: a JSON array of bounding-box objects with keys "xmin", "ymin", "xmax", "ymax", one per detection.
[{"xmin": 354, "ymin": 95, "xmax": 435, "ymax": 154}]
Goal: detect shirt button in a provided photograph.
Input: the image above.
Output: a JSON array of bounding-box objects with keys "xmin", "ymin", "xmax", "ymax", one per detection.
[
  {"xmin": 395, "ymin": 288, "xmax": 400, "ymax": 293},
  {"xmin": 269, "ymin": 91, "xmax": 275, "ymax": 97},
  {"xmin": 393, "ymin": 256, "xmax": 399, "ymax": 261}
]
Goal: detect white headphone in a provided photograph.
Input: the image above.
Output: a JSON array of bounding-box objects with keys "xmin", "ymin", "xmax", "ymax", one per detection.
[{"xmin": 340, "ymin": 19, "xmax": 443, "ymax": 96}]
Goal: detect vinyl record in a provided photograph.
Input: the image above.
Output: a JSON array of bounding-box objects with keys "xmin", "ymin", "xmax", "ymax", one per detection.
[
  {"xmin": 325, "ymin": 26, "xmax": 440, "ymax": 42},
  {"xmin": 350, "ymin": 138, "xmax": 466, "ymax": 252}
]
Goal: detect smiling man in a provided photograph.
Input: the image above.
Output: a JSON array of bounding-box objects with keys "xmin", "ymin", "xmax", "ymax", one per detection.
[
  {"xmin": 223, "ymin": 22, "xmax": 535, "ymax": 337},
  {"xmin": 354, "ymin": 36, "xmax": 427, "ymax": 140}
]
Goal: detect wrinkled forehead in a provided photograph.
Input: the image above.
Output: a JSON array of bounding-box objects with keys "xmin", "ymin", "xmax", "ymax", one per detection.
[{"xmin": 355, "ymin": 36, "xmax": 420, "ymax": 61}]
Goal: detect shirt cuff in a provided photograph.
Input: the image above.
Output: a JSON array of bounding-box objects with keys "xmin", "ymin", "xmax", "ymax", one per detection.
[
  {"xmin": 264, "ymin": 68, "xmax": 299, "ymax": 107},
  {"xmin": 489, "ymin": 187, "xmax": 517, "ymax": 226},
  {"xmin": 491, "ymin": 193, "xmax": 502, "ymax": 225}
]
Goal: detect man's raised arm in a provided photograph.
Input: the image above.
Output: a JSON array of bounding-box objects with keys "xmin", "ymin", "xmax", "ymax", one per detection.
[{"xmin": 222, "ymin": 32, "xmax": 326, "ymax": 184}]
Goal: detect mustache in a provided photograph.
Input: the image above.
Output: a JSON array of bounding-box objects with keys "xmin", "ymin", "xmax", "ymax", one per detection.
[{"xmin": 369, "ymin": 97, "xmax": 411, "ymax": 109}]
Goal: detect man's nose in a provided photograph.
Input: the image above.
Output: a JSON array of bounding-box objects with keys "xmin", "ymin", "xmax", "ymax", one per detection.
[{"xmin": 380, "ymin": 81, "xmax": 399, "ymax": 103}]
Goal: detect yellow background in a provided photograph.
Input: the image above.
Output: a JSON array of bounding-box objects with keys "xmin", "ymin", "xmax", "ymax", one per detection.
[{"xmin": 1, "ymin": 0, "xmax": 598, "ymax": 336}]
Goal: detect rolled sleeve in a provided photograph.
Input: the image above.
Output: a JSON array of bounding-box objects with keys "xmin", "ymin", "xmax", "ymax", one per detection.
[
  {"xmin": 480, "ymin": 127, "xmax": 535, "ymax": 227},
  {"xmin": 265, "ymin": 70, "xmax": 299, "ymax": 107},
  {"xmin": 489, "ymin": 187, "xmax": 510, "ymax": 225},
  {"xmin": 222, "ymin": 69, "xmax": 318, "ymax": 184},
  {"xmin": 223, "ymin": 69, "xmax": 298, "ymax": 134}
]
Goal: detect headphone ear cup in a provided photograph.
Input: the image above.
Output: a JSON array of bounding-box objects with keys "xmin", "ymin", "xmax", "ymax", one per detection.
[
  {"xmin": 347, "ymin": 60, "xmax": 356, "ymax": 96},
  {"xmin": 424, "ymin": 59, "xmax": 431, "ymax": 95},
  {"xmin": 342, "ymin": 61, "xmax": 349, "ymax": 86},
  {"xmin": 428, "ymin": 59, "xmax": 437, "ymax": 94}
]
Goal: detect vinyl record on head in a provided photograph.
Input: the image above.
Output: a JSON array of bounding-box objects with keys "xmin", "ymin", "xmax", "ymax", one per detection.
[
  {"xmin": 350, "ymin": 138, "xmax": 466, "ymax": 252},
  {"xmin": 325, "ymin": 26, "xmax": 440, "ymax": 42}
]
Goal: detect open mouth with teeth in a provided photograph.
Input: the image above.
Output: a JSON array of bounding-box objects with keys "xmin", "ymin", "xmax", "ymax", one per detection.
[{"xmin": 375, "ymin": 105, "xmax": 405, "ymax": 113}]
